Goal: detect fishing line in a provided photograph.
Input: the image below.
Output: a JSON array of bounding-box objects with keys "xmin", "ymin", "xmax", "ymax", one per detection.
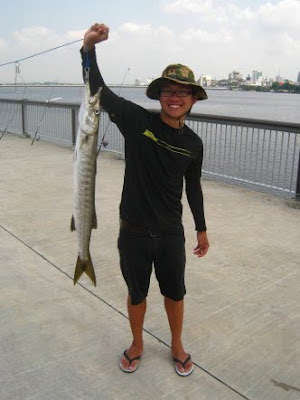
[
  {"xmin": 0, "ymin": 221, "xmax": 251, "ymax": 400},
  {"xmin": 0, "ymin": 38, "xmax": 83, "ymax": 68},
  {"xmin": 97, "ymin": 67, "xmax": 130, "ymax": 155}
]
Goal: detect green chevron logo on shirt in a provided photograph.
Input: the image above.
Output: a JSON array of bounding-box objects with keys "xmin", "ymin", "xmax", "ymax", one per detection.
[{"xmin": 142, "ymin": 129, "xmax": 191, "ymax": 157}]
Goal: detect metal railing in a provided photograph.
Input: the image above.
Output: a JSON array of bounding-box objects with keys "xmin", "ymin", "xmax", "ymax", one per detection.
[
  {"xmin": 187, "ymin": 114, "xmax": 300, "ymax": 200},
  {"xmin": 0, "ymin": 98, "xmax": 299, "ymax": 200}
]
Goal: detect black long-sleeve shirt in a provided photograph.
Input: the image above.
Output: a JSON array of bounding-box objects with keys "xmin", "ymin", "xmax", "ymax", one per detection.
[{"xmin": 81, "ymin": 48, "xmax": 206, "ymax": 234}]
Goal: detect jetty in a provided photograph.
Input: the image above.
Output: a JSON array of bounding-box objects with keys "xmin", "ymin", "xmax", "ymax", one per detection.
[{"xmin": 0, "ymin": 134, "xmax": 299, "ymax": 400}]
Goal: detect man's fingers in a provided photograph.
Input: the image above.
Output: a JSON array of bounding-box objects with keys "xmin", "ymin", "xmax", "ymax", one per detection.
[{"xmin": 193, "ymin": 245, "xmax": 209, "ymax": 257}]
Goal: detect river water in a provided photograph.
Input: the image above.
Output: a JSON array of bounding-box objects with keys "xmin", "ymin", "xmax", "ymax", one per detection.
[{"xmin": 0, "ymin": 85, "xmax": 299, "ymax": 124}]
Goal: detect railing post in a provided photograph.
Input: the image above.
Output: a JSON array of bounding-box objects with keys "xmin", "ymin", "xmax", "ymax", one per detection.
[
  {"xmin": 295, "ymin": 149, "xmax": 300, "ymax": 202},
  {"xmin": 71, "ymin": 108, "xmax": 76, "ymax": 146},
  {"xmin": 21, "ymin": 102, "xmax": 30, "ymax": 138}
]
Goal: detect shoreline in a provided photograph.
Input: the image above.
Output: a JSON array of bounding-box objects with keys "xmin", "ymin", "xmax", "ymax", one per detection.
[{"xmin": 0, "ymin": 83, "xmax": 299, "ymax": 94}]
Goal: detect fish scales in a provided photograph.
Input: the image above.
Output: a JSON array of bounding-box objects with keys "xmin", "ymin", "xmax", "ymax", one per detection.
[{"xmin": 71, "ymin": 78, "xmax": 101, "ymax": 286}]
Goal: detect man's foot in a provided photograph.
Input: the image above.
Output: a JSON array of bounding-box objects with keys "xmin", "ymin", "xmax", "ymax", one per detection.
[
  {"xmin": 119, "ymin": 346, "xmax": 143, "ymax": 373},
  {"xmin": 172, "ymin": 353, "xmax": 194, "ymax": 377}
]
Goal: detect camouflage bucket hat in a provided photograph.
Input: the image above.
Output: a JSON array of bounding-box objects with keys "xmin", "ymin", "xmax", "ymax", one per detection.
[{"xmin": 146, "ymin": 63, "xmax": 207, "ymax": 100}]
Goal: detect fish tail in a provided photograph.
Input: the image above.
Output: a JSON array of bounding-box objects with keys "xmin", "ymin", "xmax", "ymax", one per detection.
[
  {"xmin": 73, "ymin": 255, "xmax": 97, "ymax": 287},
  {"xmin": 85, "ymin": 257, "xmax": 97, "ymax": 286}
]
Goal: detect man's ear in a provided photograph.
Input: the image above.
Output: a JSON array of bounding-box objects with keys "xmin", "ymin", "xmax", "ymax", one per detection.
[{"xmin": 192, "ymin": 94, "xmax": 198, "ymax": 105}]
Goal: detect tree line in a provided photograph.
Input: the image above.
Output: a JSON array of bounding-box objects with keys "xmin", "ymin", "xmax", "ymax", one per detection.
[{"xmin": 241, "ymin": 82, "xmax": 300, "ymax": 93}]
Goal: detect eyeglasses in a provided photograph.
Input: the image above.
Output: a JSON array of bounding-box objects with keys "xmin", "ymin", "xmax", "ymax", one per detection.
[{"xmin": 160, "ymin": 88, "xmax": 193, "ymax": 98}]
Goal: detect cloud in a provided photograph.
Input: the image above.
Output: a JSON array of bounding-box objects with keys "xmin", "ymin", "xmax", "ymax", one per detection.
[
  {"xmin": 161, "ymin": 0, "xmax": 300, "ymax": 78},
  {"xmin": 117, "ymin": 22, "xmax": 174, "ymax": 41},
  {"xmin": 258, "ymin": 0, "xmax": 300, "ymax": 32},
  {"xmin": 119, "ymin": 22, "xmax": 152, "ymax": 34},
  {"xmin": 0, "ymin": 1, "xmax": 299, "ymax": 84},
  {"xmin": 65, "ymin": 30, "xmax": 84, "ymax": 41},
  {"xmin": 0, "ymin": 37, "xmax": 6, "ymax": 49},
  {"xmin": 162, "ymin": 0, "xmax": 300, "ymax": 35},
  {"xmin": 0, "ymin": 26, "xmax": 82, "ymax": 83},
  {"xmin": 12, "ymin": 27, "xmax": 61, "ymax": 51},
  {"xmin": 163, "ymin": 0, "xmax": 214, "ymax": 14},
  {"xmin": 181, "ymin": 28, "xmax": 233, "ymax": 43},
  {"xmin": 99, "ymin": 23, "xmax": 177, "ymax": 83}
]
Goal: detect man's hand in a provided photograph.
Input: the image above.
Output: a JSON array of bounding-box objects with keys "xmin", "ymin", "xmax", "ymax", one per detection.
[
  {"xmin": 84, "ymin": 23, "xmax": 109, "ymax": 51},
  {"xmin": 193, "ymin": 231, "xmax": 209, "ymax": 258}
]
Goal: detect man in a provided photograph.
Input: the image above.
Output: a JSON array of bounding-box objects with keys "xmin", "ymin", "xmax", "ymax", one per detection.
[{"xmin": 82, "ymin": 23, "xmax": 209, "ymax": 377}]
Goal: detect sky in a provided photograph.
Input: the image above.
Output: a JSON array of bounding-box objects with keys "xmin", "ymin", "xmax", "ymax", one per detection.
[{"xmin": 0, "ymin": 0, "xmax": 299, "ymax": 84}]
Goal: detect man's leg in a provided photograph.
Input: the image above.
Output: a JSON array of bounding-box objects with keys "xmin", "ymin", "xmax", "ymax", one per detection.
[
  {"xmin": 119, "ymin": 296, "xmax": 146, "ymax": 371},
  {"xmin": 164, "ymin": 297, "xmax": 193, "ymax": 374}
]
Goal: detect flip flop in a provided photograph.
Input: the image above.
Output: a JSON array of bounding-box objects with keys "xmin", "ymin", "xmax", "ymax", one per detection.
[
  {"xmin": 119, "ymin": 350, "xmax": 142, "ymax": 373},
  {"xmin": 173, "ymin": 354, "xmax": 194, "ymax": 377}
]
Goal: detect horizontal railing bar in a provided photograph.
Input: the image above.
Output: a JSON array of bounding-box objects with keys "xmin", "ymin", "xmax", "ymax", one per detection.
[
  {"xmin": 148, "ymin": 109, "xmax": 300, "ymax": 133},
  {"xmin": 188, "ymin": 113, "xmax": 300, "ymax": 133},
  {"xmin": 0, "ymin": 98, "xmax": 80, "ymax": 109},
  {"xmin": 1, "ymin": 100, "xmax": 299, "ymax": 133}
]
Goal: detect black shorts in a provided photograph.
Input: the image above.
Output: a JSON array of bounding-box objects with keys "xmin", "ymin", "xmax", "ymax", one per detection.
[{"xmin": 118, "ymin": 220, "xmax": 186, "ymax": 305}]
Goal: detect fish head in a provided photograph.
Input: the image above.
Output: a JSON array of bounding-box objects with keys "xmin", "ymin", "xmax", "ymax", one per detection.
[{"xmin": 82, "ymin": 107, "xmax": 100, "ymax": 136}]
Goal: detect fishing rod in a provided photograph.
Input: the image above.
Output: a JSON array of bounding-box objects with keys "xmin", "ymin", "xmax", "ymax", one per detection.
[
  {"xmin": 0, "ymin": 62, "xmax": 28, "ymax": 141},
  {"xmin": 0, "ymin": 114, "xmax": 15, "ymax": 140},
  {"xmin": 31, "ymin": 93, "xmax": 62, "ymax": 145},
  {"xmin": 97, "ymin": 67, "xmax": 130, "ymax": 155},
  {"xmin": 0, "ymin": 64, "xmax": 62, "ymax": 145},
  {"xmin": 1, "ymin": 38, "xmax": 80, "ymax": 143}
]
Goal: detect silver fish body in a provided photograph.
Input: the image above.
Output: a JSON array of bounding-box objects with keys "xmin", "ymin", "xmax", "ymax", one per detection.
[{"xmin": 71, "ymin": 80, "xmax": 101, "ymax": 286}]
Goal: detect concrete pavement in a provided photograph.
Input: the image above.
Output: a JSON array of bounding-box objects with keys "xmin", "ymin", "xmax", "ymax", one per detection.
[{"xmin": 1, "ymin": 134, "xmax": 299, "ymax": 400}]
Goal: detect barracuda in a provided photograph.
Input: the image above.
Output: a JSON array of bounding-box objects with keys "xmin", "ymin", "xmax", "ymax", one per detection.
[{"xmin": 71, "ymin": 77, "xmax": 101, "ymax": 286}]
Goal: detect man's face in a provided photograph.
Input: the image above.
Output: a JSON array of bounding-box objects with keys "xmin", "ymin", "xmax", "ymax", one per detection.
[{"xmin": 159, "ymin": 82, "xmax": 198, "ymax": 128}]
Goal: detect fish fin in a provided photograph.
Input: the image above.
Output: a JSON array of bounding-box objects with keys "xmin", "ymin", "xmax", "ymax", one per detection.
[
  {"xmin": 85, "ymin": 258, "xmax": 97, "ymax": 286},
  {"xmin": 92, "ymin": 210, "xmax": 98, "ymax": 229},
  {"xmin": 70, "ymin": 215, "xmax": 76, "ymax": 231},
  {"xmin": 73, "ymin": 256, "xmax": 85, "ymax": 285},
  {"xmin": 73, "ymin": 256, "xmax": 97, "ymax": 287}
]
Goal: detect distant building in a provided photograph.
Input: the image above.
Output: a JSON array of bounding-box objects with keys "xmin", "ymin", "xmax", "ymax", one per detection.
[
  {"xmin": 209, "ymin": 78, "xmax": 218, "ymax": 87},
  {"xmin": 228, "ymin": 70, "xmax": 243, "ymax": 82},
  {"xmin": 297, "ymin": 71, "xmax": 300, "ymax": 83},
  {"xmin": 252, "ymin": 70, "xmax": 263, "ymax": 85},
  {"xmin": 197, "ymin": 74, "xmax": 212, "ymax": 87},
  {"xmin": 217, "ymin": 79, "xmax": 228, "ymax": 87},
  {"xmin": 276, "ymin": 74, "xmax": 284, "ymax": 84},
  {"xmin": 244, "ymin": 75, "xmax": 252, "ymax": 85},
  {"xmin": 261, "ymin": 76, "xmax": 273, "ymax": 87}
]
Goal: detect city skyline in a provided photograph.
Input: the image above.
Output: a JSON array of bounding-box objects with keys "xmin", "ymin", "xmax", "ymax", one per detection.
[
  {"xmin": 136, "ymin": 68, "xmax": 299, "ymax": 88},
  {"xmin": 2, "ymin": 65, "xmax": 298, "ymax": 86},
  {"xmin": 1, "ymin": 1, "xmax": 299, "ymax": 85}
]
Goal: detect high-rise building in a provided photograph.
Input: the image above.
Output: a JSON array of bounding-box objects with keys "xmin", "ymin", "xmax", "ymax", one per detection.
[
  {"xmin": 252, "ymin": 70, "xmax": 262, "ymax": 85},
  {"xmin": 297, "ymin": 71, "xmax": 300, "ymax": 83},
  {"xmin": 228, "ymin": 71, "xmax": 243, "ymax": 82},
  {"xmin": 197, "ymin": 74, "xmax": 212, "ymax": 87}
]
